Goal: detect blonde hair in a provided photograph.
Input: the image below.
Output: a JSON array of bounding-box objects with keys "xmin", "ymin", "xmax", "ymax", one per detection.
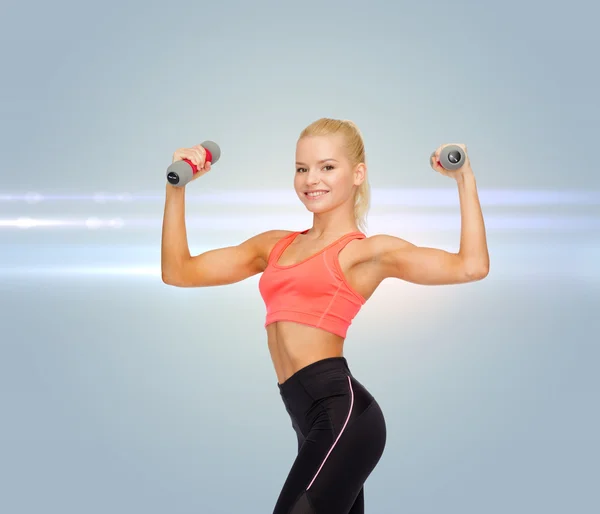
[{"xmin": 298, "ymin": 118, "xmax": 371, "ymax": 233}]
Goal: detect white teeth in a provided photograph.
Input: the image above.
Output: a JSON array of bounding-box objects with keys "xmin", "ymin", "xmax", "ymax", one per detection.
[{"xmin": 306, "ymin": 191, "xmax": 328, "ymax": 197}]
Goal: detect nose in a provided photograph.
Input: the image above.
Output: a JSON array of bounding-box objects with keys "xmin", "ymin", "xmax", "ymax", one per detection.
[{"xmin": 305, "ymin": 168, "xmax": 320, "ymax": 186}]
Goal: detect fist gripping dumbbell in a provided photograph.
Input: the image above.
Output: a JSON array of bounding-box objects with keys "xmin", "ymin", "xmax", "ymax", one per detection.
[
  {"xmin": 431, "ymin": 145, "xmax": 465, "ymax": 171},
  {"xmin": 166, "ymin": 140, "xmax": 222, "ymax": 187}
]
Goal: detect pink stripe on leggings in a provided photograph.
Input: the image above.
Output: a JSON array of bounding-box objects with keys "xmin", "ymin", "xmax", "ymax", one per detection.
[{"xmin": 306, "ymin": 375, "xmax": 354, "ymax": 490}]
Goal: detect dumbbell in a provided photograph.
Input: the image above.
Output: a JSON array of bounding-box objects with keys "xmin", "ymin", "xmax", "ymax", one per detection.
[
  {"xmin": 431, "ymin": 145, "xmax": 465, "ymax": 171},
  {"xmin": 166, "ymin": 140, "xmax": 221, "ymax": 187}
]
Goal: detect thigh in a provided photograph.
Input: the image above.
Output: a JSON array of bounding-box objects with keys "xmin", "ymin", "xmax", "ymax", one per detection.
[
  {"xmin": 272, "ymin": 406, "xmax": 332, "ymax": 514},
  {"xmin": 273, "ymin": 397, "xmax": 386, "ymax": 514}
]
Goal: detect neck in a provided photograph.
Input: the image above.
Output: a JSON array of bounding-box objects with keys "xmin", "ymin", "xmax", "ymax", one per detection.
[{"xmin": 307, "ymin": 209, "xmax": 359, "ymax": 240}]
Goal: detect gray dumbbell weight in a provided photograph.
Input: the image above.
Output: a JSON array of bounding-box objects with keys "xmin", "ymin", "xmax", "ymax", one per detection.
[
  {"xmin": 431, "ymin": 145, "xmax": 465, "ymax": 171},
  {"xmin": 166, "ymin": 140, "xmax": 221, "ymax": 187}
]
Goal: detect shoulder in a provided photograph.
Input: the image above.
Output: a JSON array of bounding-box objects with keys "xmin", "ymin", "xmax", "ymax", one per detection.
[
  {"xmin": 258, "ymin": 229, "xmax": 296, "ymax": 249},
  {"xmin": 354, "ymin": 233, "xmax": 415, "ymax": 264},
  {"xmin": 244, "ymin": 229, "xmax": 296, "ymax": 267}
]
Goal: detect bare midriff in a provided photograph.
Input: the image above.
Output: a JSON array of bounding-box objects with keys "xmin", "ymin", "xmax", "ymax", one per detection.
[{"xmin": 267, "ymin": 322, "xmax": 346, "ymax": 385}]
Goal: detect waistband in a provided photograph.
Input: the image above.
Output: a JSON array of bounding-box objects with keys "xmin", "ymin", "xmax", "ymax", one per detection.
[{"xmin": 277, "ymin": 356, "xmax": 351, "ymax": 396}]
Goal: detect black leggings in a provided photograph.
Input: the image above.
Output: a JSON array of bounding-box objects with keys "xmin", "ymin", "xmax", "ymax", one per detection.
[{"xmin": 273, "ymin": 357, "xmax": 387, "ymax": 514}]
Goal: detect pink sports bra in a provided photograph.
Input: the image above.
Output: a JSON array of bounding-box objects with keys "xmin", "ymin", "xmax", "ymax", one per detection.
[{"xmin": 258, "ymin": 230, "xmax": 367, "ymax": 338}]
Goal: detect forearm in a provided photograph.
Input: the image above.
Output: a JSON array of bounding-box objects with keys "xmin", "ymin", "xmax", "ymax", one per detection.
[
  {"xmin": 161, "ymin": 184, "xmax": 191, "ymax": 279},
  {"xmin": 456, "ymin": 171, "xmax": 489, "ymax": 277}
]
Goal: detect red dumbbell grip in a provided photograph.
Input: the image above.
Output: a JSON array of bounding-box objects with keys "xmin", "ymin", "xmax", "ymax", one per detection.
[{"xmin": 181, "ymin": 148, "xmax": 213, "ymax": 173}]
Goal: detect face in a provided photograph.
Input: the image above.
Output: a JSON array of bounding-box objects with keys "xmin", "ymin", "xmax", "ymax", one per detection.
[{"xmin": 294, "ymin": 134, "xmax": 365, "ymax": 215}]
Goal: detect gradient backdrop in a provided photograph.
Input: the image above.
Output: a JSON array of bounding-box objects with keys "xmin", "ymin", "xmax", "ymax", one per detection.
[{"xmin": 1, "ymin": 0, "xmax": 598, "ymax": 513}]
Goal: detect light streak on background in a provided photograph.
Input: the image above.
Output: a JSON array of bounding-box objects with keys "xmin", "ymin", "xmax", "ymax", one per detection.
[
  {"xmin": 2, "ymin": 188, "xmax": 600, "ymax": 206},
  {"xmin": 1, "ymin": 214, "xmax": 599, "ymax": 232}
]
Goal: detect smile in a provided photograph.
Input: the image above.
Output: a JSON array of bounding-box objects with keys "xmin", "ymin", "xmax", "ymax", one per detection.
[{"xmin": 305, "ymin": 191, "xmax": 329, "ymax": 199}]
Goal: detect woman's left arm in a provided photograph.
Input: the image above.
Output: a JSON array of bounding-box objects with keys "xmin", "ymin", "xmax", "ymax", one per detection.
[{"xmin": 369, "ymin": 144, "xmax": 490, "ymax": 285}]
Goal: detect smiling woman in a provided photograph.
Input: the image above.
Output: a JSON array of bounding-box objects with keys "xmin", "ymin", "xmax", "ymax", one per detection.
[
  {"xmin": 160, "ymin": 117, "xmax": 489, "ymax": 513},
  {"xmin": 295, "ymin": 119, "xmax": 371, "ymax": 234}
]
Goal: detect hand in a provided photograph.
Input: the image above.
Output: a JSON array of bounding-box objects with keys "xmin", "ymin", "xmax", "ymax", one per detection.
[
  {"xmin": 430, "ymin": 143, "xmax": 472, "ymax": 180},
  {"xmin": 172, "ymin": 144, "xmax": 212, "ymax": 182}
]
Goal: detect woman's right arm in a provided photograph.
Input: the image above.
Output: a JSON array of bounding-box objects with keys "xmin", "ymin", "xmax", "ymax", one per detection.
[{"xmin": 161, "ymin": 144, "xmax": 288, "ymax": 287}]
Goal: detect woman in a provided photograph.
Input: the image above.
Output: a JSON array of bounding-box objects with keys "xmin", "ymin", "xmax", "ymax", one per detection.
[{"xmin": 161, "ymin": 118, "xmax": 489, "ymax": 513}]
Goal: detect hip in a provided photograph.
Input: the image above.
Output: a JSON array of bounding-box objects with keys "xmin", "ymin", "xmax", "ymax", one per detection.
[{"xmin": 277, "ymin": 356, "xmax": 382, "ymax": 438}]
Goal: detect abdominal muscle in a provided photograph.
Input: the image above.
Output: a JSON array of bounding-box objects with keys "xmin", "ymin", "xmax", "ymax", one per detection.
[{"xmin": 267, "ymin": 321, "xmax": 345, "ymax": 385}]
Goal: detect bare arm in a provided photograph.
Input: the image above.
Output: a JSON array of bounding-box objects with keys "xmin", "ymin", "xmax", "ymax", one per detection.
[
  {"xmin": 161, "ymin": 183, "xmax": 194, "ymax": 286},
  {"xmin": 371, "ymin": 144, "xmax": 489, "ymax": 285},
  {"xmin": 161, "ymin": 184, "xmax": 287, "ymax": 287}
]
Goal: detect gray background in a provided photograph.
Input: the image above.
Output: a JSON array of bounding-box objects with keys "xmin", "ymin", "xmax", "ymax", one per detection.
[{"xmin": 1, "ymin": 0, "xmax": 598, "ymax": 512}]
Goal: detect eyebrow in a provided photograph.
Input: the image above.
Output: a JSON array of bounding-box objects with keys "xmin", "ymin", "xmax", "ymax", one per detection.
[{"xmin": 295, "ymin": 158, "xmax": 339, "ymax": 165}]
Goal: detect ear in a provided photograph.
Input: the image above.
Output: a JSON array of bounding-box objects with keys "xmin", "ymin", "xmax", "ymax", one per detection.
[{"xmin": 353, "ymin": 163, "xmax": 367, "ymax": 186}]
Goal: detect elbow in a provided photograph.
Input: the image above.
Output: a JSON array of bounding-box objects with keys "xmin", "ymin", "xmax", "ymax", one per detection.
[
  {"xmin": 468, "ymin": 267, "xmax": 489, "ymax": 281},
  {"xmin": 161, "ymin": 271, "xmax": 178, "ymax": 286},
  {"xmin": 161, "ymin": 265, "xmax": 185, "ymax": 287},
  {"xmin": 462, "ymin": 256, "xmax": 489, "ymax": 282},
  {"xmin": 465, "ymin": 262, "xmax": 489, "ymax": 281},
  {"xmin": 161, "ymin": 255, "xmax": 189, "ymax": 286},
  {"xmin": 162, "ymin": 273, "xmax": 190, "ymax": 287},
  {"xmin": 161, "ymin": 266, "xmax": 200, "ymax": 288}
]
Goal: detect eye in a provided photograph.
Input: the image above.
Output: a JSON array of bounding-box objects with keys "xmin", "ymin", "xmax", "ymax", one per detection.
[
  {"xmin": 323, "ymin": 165, "xmax": 335, "ymax": 171},
  {"xmin": 296, "ymin": 167, "xmax": 307, "ymax": 173}
]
